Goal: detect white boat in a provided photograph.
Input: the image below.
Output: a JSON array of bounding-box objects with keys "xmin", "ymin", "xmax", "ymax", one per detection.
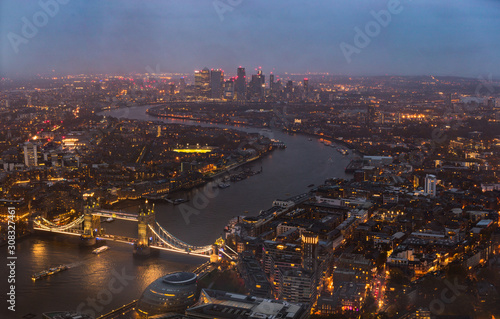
[
  {"xmin": 104, "ymin": 217, "xmax": 114, "ymax": 222},
  {"xmin": 92, "ymin": 246, "xmax": 109, "ymax": 254},
  {"xmin": 218, "ymin": 183, "xmax": 230, "ymax": 189}
]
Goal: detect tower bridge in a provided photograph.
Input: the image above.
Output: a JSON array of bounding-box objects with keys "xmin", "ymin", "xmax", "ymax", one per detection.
[{"xmin": 33, "ymin": 200, "xmax": 227, "ymax": 259}]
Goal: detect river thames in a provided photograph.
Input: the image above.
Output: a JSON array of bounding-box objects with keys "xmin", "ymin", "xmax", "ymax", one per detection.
[{"xmin": 1, "ymin": 105, "xmax": 351, "ymax": 318}]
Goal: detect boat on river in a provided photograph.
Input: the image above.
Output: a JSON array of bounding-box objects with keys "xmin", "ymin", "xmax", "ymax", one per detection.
[
  {"xmin": 32, "ymin": 265, "xmax": 69, "ymax": 281},
  {"xmin": 92, "ymin": 246, "xmax": 109, "ymax": 254}
]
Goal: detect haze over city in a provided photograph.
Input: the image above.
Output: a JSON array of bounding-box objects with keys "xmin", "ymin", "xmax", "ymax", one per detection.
[
  {"xmin": 1, "ymin": 2, "xmax": 500, "ymax": 319},
  {"xmin": 1, "ymin": 0, "xmax": 500, "ymax": 78}
]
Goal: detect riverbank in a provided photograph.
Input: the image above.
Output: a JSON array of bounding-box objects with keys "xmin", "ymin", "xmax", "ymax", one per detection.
[
  {"xmin": 145, "ymin": 105, "xmax": 363, "ymax": 158},
  {"xmin": 206, "ymin": 154, "xmax": 263, "ymax": 180},
  {"xmin": 146, "ymin": 105, "xmax": 257, "ymax": 128}
]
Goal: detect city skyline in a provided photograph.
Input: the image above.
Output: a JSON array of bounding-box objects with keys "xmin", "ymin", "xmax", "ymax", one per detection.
[
  {"xmin": 1, "ymin": 1, "xmax": 500, "ymax": 319},
  {"xmin": 1, "ymin": 0, "xmax": 500, "ymax": 78}
]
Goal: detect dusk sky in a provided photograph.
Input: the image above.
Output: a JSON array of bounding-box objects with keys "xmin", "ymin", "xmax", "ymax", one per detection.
[{"xmin": 1, "ymin": 0, "xmax": 499, "ymax": 78}]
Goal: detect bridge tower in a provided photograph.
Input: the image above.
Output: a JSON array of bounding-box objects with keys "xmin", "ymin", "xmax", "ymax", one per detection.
[
  {"xmin": 134, "ymin": 201, "xmax": 155, "ymax": 257},
  {"xmin": 80, "ymin": 198, "xmax": 100, "ymax": 246},
  {"xmin": 210, "ymin": 244, "xmax": 219, "ymax": 263}
]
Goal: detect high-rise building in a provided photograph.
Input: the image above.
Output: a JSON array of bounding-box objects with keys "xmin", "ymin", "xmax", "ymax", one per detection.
[
  {"xmin": 424, "ymin": 174, "xmax": 437, "ymax": 197},
  {"xmin": 223, "ymin": 78, "xmax": 235, "ymax": 100},
  {"xmin": 194, "ymin": 67, "xmax": 210, "ymax": 98},
  {"xmin": 23, "ymin": 142, "xmax": 38, "ymax": 167},
  {"xmin": 209, "ymin": 69, "xmax": 224, "ymax": 99},
  {"xmin": 303, "ymin": 78, "xmax": 309, "ymax": 97},
  {"xmin": 235, "ymin": 67, "xmax": 246, "ymax": 101},
  {"xmin": 269, "ymin": 73, "xmax": 275, "ymax": 92},
  {"xmin": 301, "ymin": 232, "xmax": 319, "ymax": 272}
]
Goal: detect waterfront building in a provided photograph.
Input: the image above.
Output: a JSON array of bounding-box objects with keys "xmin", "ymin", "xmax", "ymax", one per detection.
[{"xmin": 136, "ymin": 272, "xmax": 198, "ymax": 318}]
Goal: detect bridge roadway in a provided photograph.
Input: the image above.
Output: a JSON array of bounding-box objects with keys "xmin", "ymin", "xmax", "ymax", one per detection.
[{"xmin": 91, "ymin": 209, "xmax": 139, "ymax": 221}]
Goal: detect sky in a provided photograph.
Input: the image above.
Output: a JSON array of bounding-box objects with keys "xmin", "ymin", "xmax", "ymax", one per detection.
[{"xmin": 1, "ymin": 0, "xmax": 499, "ymax": 78}]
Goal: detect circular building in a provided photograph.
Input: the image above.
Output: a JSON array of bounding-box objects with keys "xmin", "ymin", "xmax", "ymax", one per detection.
[{"xmin": 136, "ymin": 272, "xmax": 198, "ymax": 318}]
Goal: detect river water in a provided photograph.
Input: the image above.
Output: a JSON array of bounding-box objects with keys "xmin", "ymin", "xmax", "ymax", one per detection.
[{"xmin": 0, "ymin": 105, "xmax": 350, "ymax": 318}]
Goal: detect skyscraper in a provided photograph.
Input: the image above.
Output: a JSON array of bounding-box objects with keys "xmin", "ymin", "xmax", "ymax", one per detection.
[
  {"xmin": 23, "ymin": 142, "xmax": 38, "ymax": 167},
  {"xmin": 194, "ymin": 68, "xmax": 210, "ymax": 98},
  {"xmin": 424, "ymin": 174, "xmax": 437, "ymax": 197},
  {"xmin": 210, "ymin": 69, "xmax": 224, "ymax": 99},
  {"xmin": 235, "ymin": 67, "xmax": 246, "ymax": 101},
  {"xmin": 223, "ymin": 78, "xmax": 235, "ymax": 100},
  {"xmin": 303, "ymin": 78, "xmax": 309, "ymax": 97}
]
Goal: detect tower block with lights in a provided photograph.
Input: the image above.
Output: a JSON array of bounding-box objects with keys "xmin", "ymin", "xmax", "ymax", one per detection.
[
  {"xmin": 80, "ymin": 198, "xmax": 101, "ymax": 246},
  {"xmin": 134, "ymin": 201, "xmax": 155, "ymax": 257}
]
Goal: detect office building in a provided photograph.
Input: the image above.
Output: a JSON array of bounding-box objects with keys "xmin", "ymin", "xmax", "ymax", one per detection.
[
  {"xmin": 195, "ymin": 68, "xmax": 210, "ymax": 98},
  {"xmin": 223, "ymin": 78, "xmax": 235, "ymax": 100},
  {"xmin": 210, "ymin": 69, "xmax": 224, "ymax": 99},
  {"xmin": 303, "ymin": 78, "xmax": 309, "ymax": 98},
  {"xmin": 235, "ymin": 67, "xmax": 246, "ymax": 101}
]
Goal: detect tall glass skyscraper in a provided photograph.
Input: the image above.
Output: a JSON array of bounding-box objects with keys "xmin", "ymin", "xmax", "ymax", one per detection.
[
  {"xmin": 235, "ymin": 67, "xmax": 246, "ymax": 101},
  {"xmin": 194, "ymin": 67, "xmax": 210, "ymax": 98}
]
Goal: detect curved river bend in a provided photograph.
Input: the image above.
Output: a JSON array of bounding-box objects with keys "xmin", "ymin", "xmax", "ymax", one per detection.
[{"xmin": 0, "ymin": 105, "xmax": 350, "ymax": 318}]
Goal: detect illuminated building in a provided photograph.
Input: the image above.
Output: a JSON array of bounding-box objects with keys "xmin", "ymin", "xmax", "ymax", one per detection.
[
  {"xmin": 23, "ymin": 142, "xmax": 38, "ymax": 167},
  {"xmin": 223, "ymin": 77, "xmax": 235, "ymax": 100},
  {"xmin": 249, "ymin": 69, "xmax": 265, "ymax": 101},
  {"xmin": 136, "ymin": 272, "xmax": 198, "ymax": 318},
  {"xmin": 278, "ymin": 268, "xmax": 317, "ymax": 304},
  {"xmin": 195, "ymin": 68, "xmax": 210, "ymax": 98},
  {"xmin": 424, "ymin": 174, "xmax": 437, "ymax": 197},
  {"xmin": 301, "ymin": 231, "xmax": 319, "ymax": 272}
]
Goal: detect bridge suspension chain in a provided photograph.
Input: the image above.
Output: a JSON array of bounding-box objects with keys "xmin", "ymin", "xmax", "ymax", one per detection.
[{"xmin": 152, "ymin": 222, "xmax": 213, "ymax": 254}]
